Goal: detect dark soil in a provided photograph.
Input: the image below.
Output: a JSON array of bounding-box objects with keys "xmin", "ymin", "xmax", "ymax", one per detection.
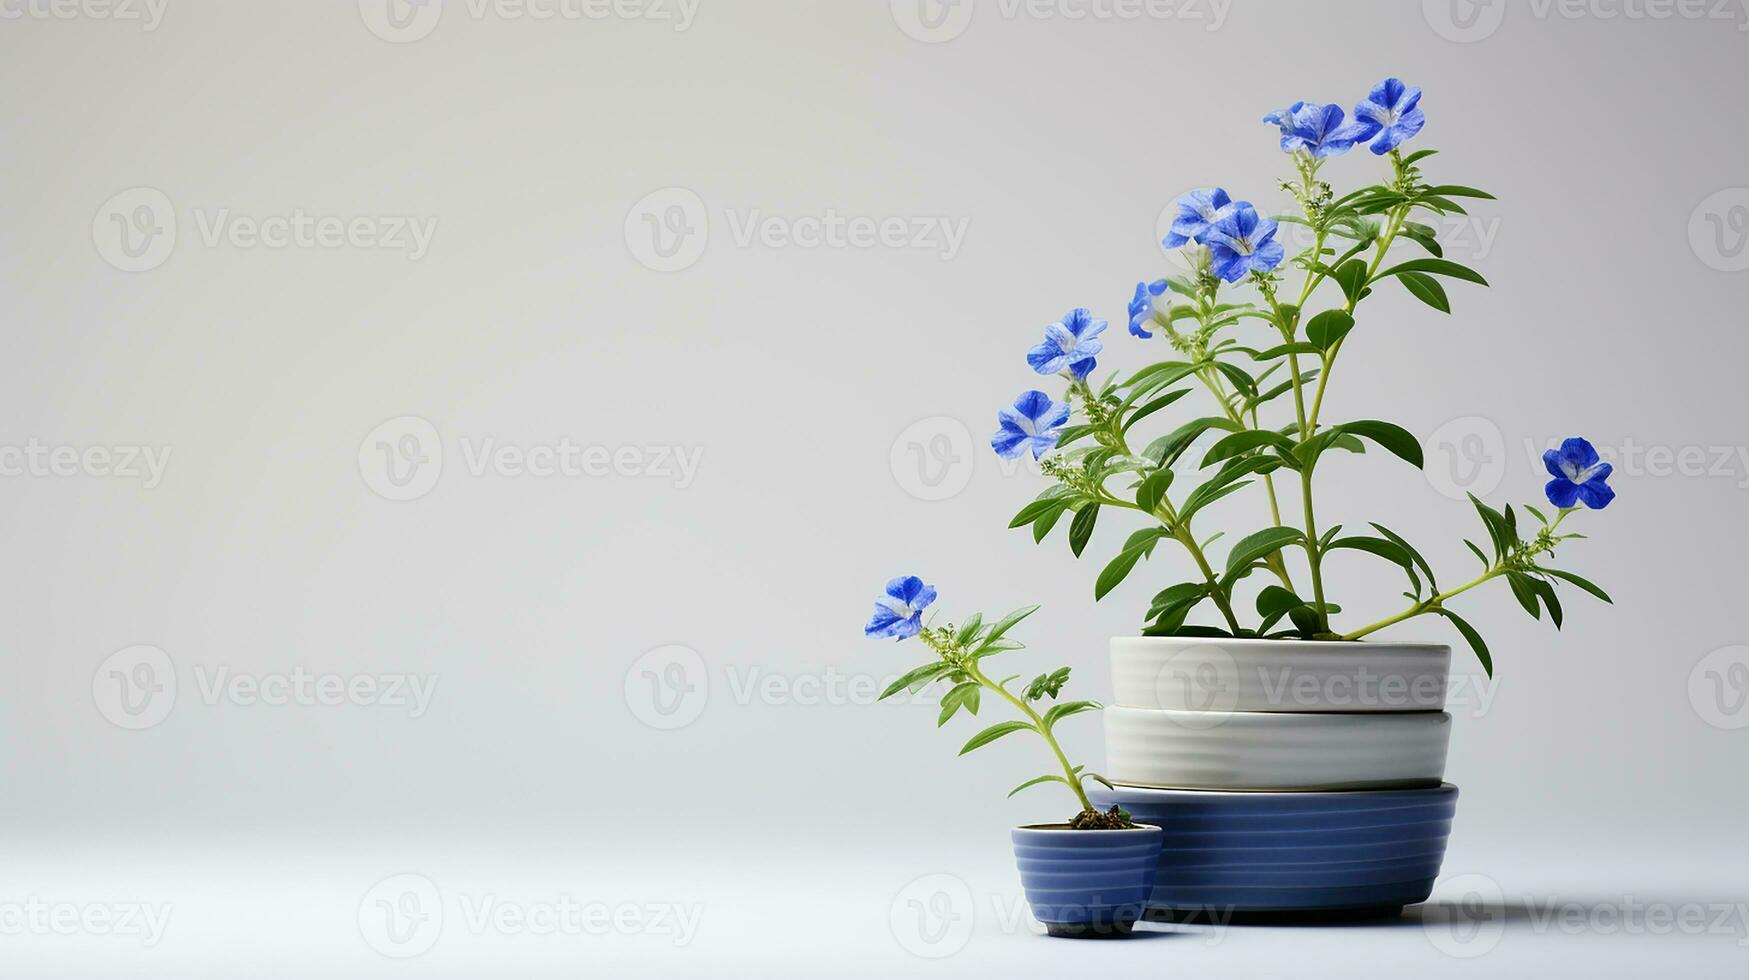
[{"xmin": 1068, "ymin": 805, "xmax": 1136, "ymax": 830}]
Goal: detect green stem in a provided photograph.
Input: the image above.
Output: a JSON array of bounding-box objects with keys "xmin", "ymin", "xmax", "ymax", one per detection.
[
  {"xmin": 1340, "ymin": 568, "xmax": 1502, "ymax": 641},
  {"xmin": 965, "ymin": 660, "xmax": 1093, "ymax": 813},
  {"xmin": 1080, "ymin": 379, "xmax": 1248, "ymax": 635}
]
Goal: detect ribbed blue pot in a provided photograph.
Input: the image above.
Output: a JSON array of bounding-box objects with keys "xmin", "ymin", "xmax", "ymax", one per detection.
[
  {"xmin": 1087, "ymin": 784, "xmax": 1458, "ymax": 918},
  {"xmin": 1010, "ymin": 824, "xmax": 1164, "ymax": 938}
]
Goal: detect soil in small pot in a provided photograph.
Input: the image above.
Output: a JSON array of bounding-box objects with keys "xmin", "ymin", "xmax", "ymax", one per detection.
[{"xmin": 1067, "ymin": 805, "xmax": 1137, "ymax": 830}]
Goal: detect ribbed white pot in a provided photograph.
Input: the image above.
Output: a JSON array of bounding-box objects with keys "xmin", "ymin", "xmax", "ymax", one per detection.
[
  {"xmin": 1111, "ymin": 637, "xmax": 1451, "ymax": 712},
  {"xmin": 1103, "ymin": 638, "xmax": 1455, "ymax": 792},
  {"xmin": 1103, "ymin": 706, "xmax": 1452, "ymax": 791}
]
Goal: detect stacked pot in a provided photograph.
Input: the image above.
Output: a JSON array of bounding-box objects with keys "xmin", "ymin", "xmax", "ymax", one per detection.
[{"xmin": 1088, "ymin": 638, "xmax": 1460, "ymax": 918}]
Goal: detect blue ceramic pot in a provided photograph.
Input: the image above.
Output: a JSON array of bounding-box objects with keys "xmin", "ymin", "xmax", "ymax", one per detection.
[
  {"xmin": 1088, "ymin": 783, "xmax": 1458, "ymax": 919},
  {"xmin": 1010, "ymin": 824, "xmax": 1165, "ymax": 938}
]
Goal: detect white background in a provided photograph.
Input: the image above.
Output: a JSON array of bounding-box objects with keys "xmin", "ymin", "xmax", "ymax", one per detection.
[{"xmin": 2, "ymin": 0, "xmax": 1746, "ymax": 975}]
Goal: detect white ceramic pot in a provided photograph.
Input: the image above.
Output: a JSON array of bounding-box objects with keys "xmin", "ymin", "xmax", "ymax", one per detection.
[
  {"xmin": 1111, "ymin": 637, "xmax": 1451, "ymax": 712},
  {"xmin": 1102, "ymin": 705, "xmax": 1452, "ymax": 791}
]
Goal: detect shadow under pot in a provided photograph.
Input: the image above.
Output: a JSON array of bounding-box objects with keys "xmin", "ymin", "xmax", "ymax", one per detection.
[{"xmin": 1010, "ymin": 824, "xmax": 1165, "ymax": 938}]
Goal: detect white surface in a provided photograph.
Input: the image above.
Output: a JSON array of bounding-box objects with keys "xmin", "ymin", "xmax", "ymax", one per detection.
[
  {"xmin": 1104, "ymin": 706, "xmax": 1452, "ymax": 790},
  {"xmin": 5, "ymin": 840, "xmax": 1744, "ymax": 978},
  {"xmin": 1111, "ymin": 637, "xmax": 1452, "ymax": 711}
]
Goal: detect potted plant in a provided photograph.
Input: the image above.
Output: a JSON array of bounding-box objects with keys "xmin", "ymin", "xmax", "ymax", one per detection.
[
  {"xmin": 863, "ymin": 578, "xmax": 1164, "ymax": 937},
  {"xmin": 877, "ymin": 77, "xmax": 1617, "ymax": 918}
]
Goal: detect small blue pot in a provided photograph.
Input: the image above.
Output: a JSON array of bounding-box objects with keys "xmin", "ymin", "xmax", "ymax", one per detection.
[{"xmin": 1010, "ymin": 824, "xmax": 1164, "ymax": 938}]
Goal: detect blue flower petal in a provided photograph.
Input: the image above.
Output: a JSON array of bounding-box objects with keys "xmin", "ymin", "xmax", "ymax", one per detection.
[
  {"xmin": 1542, "ymin": 448, "xmax": 1565, "ymax": 480},
  {"xmin": 1577, "ymin": 476, "xmax": 1616, "ymax": 510},
  {"xmin": 1545, "ymin": 477, "xmax": 1582, "ymax": 509}
]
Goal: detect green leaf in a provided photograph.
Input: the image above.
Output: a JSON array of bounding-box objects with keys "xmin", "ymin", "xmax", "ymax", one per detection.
[
  {"xmin": 1081, "ymin": 772, "xmax": 1116, "ymax": 792},
  {"xmin": 879, "ymin": 662, "xmax": 952, "ymax": 701},
  {"xmin": 1008, "ymin": 774, "xmax": 1067, "ymax": 798},
  {"xmin": 1095, "ymin": 546, "xmax": 1148, "ymax": 601},
  {"xmin": 953, "ymin": 613, "xmax": 983, "ymax": 648},
  {"xmin": 1008, "ymin": 497, "xmax": 1063, "ymax": 529},
  {"xmin": 1506, "ymin": 572, "xmax": 1542, "ymax": 621},
  {"xmin": 1438, "ymin": 608, "xmax": 1494, "ymax": 678},
  {"xmin": 1068, "ymin": 504, "xmax": 1100, "ymax": 558},
  {"xmin": 1042, "ymin": 700, "xmax": 1101, "ymax": 731},
  {"xmin": 958, "ymin": 720, "xmax": 1034, "ymax": 755},
  {"xmin": 1211, "ymin": 361, "xmax": 1259, "ymax": 397},
  {"xmin": 1465, "ymin": 539, "xmax": 1490, "ymax": 568},
  {"xmin": 1025, "ymin": 667, "xmax": 1071, "ymax": 701},
  {"xmin": 1370, "ymin": 523, "xmax": 1437, "ymax": 594},
  {"xmin": 1326, "ymin": 535, "xmax": 1420, "ymax": 592},
  {"xmin": 1398, "ymin": 271, "xmax": 1450, "ymax": 313},
  {"xmin": 980, "ymin": 605, "xmax": 1040, "ymax": 648},
  {"xmin": 1135, "ymin": 469, "xmax": 1175, "ymax": 514},
  {"xmin": 1180, "ymin": 457, "xmax": 1284, "ymax": 523},
  {"xmin": 1256, "ymin": 586, "xmax": 1303, "ymax": 619},
  {"xmin": 1337, "ymin": 420, "xmax": 1424, "ymax": 468},
  {"xmin": 1468, "ymin": 493, "xmax": 1512, "ymax": 560},
  {"xmin": 1201, "ymin": 429, "xmax": 1298, "ymax": 468},
  {"xmin": 937, "ymin": 681, "xmax": 980, "ymax": 726},
  {"xmin": 1425, "ymin": 184, "xmax": 1496, "ymax": 200},
  {"xmin": 1144, "ymin": 417, "xmax": 1243, "ymax": 467},
  {"xmin": 1033, "ymin": 507, "xmax": 1064, "ymax": 543},
  {"xmin": 1375, "ymin": 258, "xmax": 1489, "ymax": 288},
  {"xmin": 1224, "ymin": 527, "xmax": 1304, "ymax": 579},
  {"xmin": 1123, "ymin": 388, "xmax": 1192, "ymax": 433},
  {"xmin": 1305, "ymin": 310, "xmax": 1355, "ymax": 351},
  {"xmin": 1334, "ymin": 259, "xmax": 1370, "ymax": 303},
  {"xmin": 1539, "ymin": 568, "xmax": 1613, "ymax": 604},
  {"xmin": 1240, "ymin": 342, "xmax": 1323, "ymax": 361}
]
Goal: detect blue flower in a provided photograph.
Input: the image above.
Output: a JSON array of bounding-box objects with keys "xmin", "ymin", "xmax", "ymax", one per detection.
[
  {"xmin": 1162, "ymin": 188, "xmax": 1232, "ymax": 249},
  {"xmin": 991, "ymin": 390, "xmax": 1071, "ymax": 460},
  {"xmin": 864, "ymin": 575, "xmax": 937, "ymax": 640},
  {"xmin": 1353, "ymin": 78, "xmax": 1425, "ymax": 155},
  {"xmin": 1543, "ymin": 438, "xmax": 1615, "ymax": 510},
  {"xmin": 1027, "ymin": 308, "xmax": 1106, "ymax": 378},
  {"xmin": 1262, "ymin": 101, "xmax": 1371, "ymax": 159},
  {"xmin": 1128, "ymin": 280, "xmax": 1169, "ymax": 339},
  {"xmin": 1200, "ymin": 203, "xmax": 1285, "ymax": 283}
]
